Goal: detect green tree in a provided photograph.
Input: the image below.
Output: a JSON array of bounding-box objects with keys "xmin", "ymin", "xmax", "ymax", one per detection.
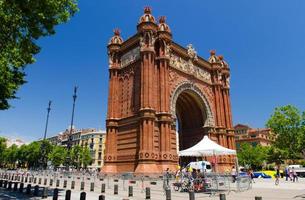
[
  {"xmin": 39, "ymin": 140, "xmax": 53, "ymax": 168},
  {"xmin": 48, "ymin": 146, "xmax": 67, "ymax": 168},
  {"xmin": 0, "ymin": 0, "xmax": 78, "ymax": 109},
  {"xmin": 266, "ymin": 146, "xmax": 288, "ymax": 165},
  {"xmin": 70, "ymin": 145, "xmax": 82, "ymax": 169},
  {"xmin": 3, "ymin": 144, "xmax": 18, "ymax": 168},
  {"xmin": 266, "ymin": 105, "xmax": 305, "ymax": 160},
  {"xmin": 80, "ymin": 147, "xmax": 92, "ymax": 168},
  {"xmin": 25, "ymin": 141, "xmax": 41, "ymax": 168},
  {"xmin": 16, "ymin": 144, "xmax": 29, "ymax": 168},
  {"xmin": 237, "ymin": 143, "xmax": 267, "ymax": 170},
  {"xmin": 0, "ymin": 137, "xmax": 7, "ymax": 166}
]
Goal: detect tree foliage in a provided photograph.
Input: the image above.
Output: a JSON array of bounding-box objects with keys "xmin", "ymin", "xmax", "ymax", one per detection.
[
  {"xmin": 266, "ymin": 146, "xmax": 288, "ymax": 165},
  {"xmin": 0, "ymin": 137, "xmax": 7, "ymax": 165},
  {"xmin": 69, "ymin": 145, "xmax": 92, "ymax": 169},
  {"xmin": 266, "ymin": 105, "xmax": 305, "ymax": 160},
  {"xmin": 0, "ymin": 137, "xmax": 93, "ymax": 170},
  {"xmin": 237, "ymin": 143, "xmax": 267, "ymax": 170},
  {"xmin": 0, "ymin": 0, "xmax": 78, "ymax": 109},
  {"xmin": 48, "ymin": 145, "xmax": 67, "ymax": 168}
]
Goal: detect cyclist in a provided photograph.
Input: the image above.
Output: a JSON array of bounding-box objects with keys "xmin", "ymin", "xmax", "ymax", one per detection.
[{"xmin": 275, "ymin": 166, "xmax": 280, "ymax": 185}]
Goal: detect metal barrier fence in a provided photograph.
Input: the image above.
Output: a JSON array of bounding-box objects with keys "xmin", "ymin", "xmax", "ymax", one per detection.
[{"xmin": 0, "ymin": 170, "xmax": 252, "ymax": 198}]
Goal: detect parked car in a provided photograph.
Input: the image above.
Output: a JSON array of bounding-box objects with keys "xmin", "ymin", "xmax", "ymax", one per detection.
[{"xmin": 253, "ymin": 172, "xmax": 272, "ymax": 179}]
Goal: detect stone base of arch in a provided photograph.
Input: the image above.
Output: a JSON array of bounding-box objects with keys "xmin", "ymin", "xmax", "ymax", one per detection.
[
  {"xmin": 135, "ymin": 162, "xmax": 161, "ymax": 174},
  {"xmin": 101, "ymin": 163, "xmax": 118, "ymax": 174}
]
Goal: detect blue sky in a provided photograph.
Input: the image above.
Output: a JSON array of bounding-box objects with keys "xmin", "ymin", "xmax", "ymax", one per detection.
[{"xmin": 1, "ymin": 0, "xmax": 305, "ymax": 142}]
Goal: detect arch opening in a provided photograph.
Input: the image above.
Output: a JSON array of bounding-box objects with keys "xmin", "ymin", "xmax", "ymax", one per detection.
[{"xmin": 175, "ymin": 89, "xmax": 208, "ymax": 166}]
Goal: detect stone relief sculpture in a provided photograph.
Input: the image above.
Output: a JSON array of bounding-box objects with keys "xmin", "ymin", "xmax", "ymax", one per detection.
[
  {"xmin": 169, "ymin": 53, "xmax": 211, "ymax": 84},
  {"xmin": 187, "ymin": 44, "xmax": 198, "ymax": 61},
  {"xmin": 165, "ymin": 43, "xmax": 171, "ymax": 57},
  {"xmin": 121, "ymin": 47, "xmax": 140, "ymax": 68},
  {"xmin": 226, "ymin": 76, "xmax": 230, "ymax": 88}
]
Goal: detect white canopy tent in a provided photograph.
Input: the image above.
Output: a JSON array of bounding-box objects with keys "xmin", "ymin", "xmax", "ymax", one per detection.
[{"xmin": 178, "ymin": 135, "xmax": 236, "ymax": 157}]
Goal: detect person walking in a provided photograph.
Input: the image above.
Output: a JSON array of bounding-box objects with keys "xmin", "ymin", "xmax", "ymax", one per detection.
[
  {"xmin": 231, "ymin": 166, "xmax": 237, "ymax": 183},
  {"xmin": 292, "ymin": 167, "xmax": 298, "ymax": 182},
  {"xmin": 285, "ymin": 167, "xmax": 289, "ymax": 181}
]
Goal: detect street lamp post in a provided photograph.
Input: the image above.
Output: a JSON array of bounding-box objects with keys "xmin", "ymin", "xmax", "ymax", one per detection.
[
  {"xmin": 43, "ymin": 101, "xmax": 52, "ymax": 140},
  {"xmin": 66, "ymin": 86, "xmax": 78, "ymax": 169},
  {"xmin": 41, "ymin": 100, "xmax": 52, "ymax": 169}
]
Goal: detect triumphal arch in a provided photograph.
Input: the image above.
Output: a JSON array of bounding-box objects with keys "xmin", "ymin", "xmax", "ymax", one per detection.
[{"xmin": 103, "ymin": 7, "xmax": 235, "ymax": 173}]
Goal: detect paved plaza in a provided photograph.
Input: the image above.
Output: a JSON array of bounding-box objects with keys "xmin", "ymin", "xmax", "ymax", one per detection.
[{"xmin": 1, "ymin": 175, "xmax": 305, "ymax": 200}]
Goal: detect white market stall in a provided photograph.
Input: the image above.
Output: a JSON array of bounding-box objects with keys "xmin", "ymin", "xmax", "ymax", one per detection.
[{"xmin": 178, "ymin": 135, "xmax": 237, "ymax": 171}]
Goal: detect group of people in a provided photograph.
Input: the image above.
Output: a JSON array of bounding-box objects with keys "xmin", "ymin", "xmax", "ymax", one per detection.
[
  {"xmin": 284, "ymin": 167, "xmax": 298, "ymax": 182},
  {"xmin": 170, "ymin": 167, "xmax": 209, "ymax": 192}
]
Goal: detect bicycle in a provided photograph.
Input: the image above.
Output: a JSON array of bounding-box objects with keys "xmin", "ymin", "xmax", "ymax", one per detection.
[{"xmin": 275, "ymin": 175, "xmax": 279, "ymax": 185}]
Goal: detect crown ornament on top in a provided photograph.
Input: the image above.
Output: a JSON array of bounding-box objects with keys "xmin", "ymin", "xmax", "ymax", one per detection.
[
  {"xmin": 144, "ymin": 6, "xmax": 152, "ymax": 14},
  {"xmin": 139, "ymin": 6, "xmax": 156, "ymax": 23}
]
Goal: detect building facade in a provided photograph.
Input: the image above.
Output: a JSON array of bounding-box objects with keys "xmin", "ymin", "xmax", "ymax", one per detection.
[
  {"xmin": 234, "ymin": 124, "xmax": 275, "ymax": 148},
  {"xmin": 103, "ymin": 7, "xmax": 235, "ymax": 174},
  {"xmin": 46, "ymin": 128, "xmax": 106, "ymax": 169}
]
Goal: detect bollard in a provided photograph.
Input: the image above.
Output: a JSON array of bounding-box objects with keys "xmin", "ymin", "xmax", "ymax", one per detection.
[
  {"xmin": 80, "ymin": 181, "xmax": 85, "ymax": 190},
  {"xmin": 3, "ymin": 180, "xmax": 7, "ymax": 188},
  {"xmin": 26, "ymin": 184, "xmax": 31, "ymax": 195},
  {"xmin": 63, "ymin": 180, "xmax": 67, "ymax": 188},
  {"xmin": 255, "ymin": 197, "xmax": 262, "ymax": 200},
  {"xmin": 145, "ymin": 187, "xmax": 151, "ymax": 199},
  {"xmin": 71, "ymin": 180, "xmax": 75, "ymax": 189},
  {"xmin": 165, "ymin": 188, "xmax": 171, "ymax": 200},
  {"xmin": 65, "ymin": 190, "xmax": 71, "ymax": 200},
  {"xmin": 13, "ymin": 182, "xmax": 18, "ymax": 191},
  {"xmin": 7, "ymin": 181, "xmax": 12, "ymax": 190},
  {"xmin": 44, "ymin": 178, "xmax": 47, "ymax": 185},
  {"xmin": 114, "ymin": 184, "xmax": 118, "ymax": 195},
  {"xmin": 128, "ymin": 185, "xmax": 133, "ymax": 197},
  {"xmin": 99, "ymin": 195, "xmax": 105, "ymax": 200},
  {"xmin": 49, "ymin": 179, "xmax": 53, "ymax": 186},
  {"xmin": 189, "ymin": 191, "xmax": 195, "ymax": 200},
  {"xmin": 56, "ymin": 179, "xmax": 60, "ymax": 187},
  {"xmin": 90, "ymin": 182, "xmax": 94, "ymax": 192},
  {"xmin": 33, "ymin": 185, "xmax": 39, "ymax": 196},
  {"xmin": 42, "ymin": 187, "xmax": 48, "ymax": 199},
  {"xmin": 53, "ymin": 188, "xmax": 59, "ymax": 200},
  {"xmin": 38, "ymin": 178, "xmax": 42, "ymax": 185},
  {"xmin": 80, "ymin": 192, "xmax": 86, "ymax": 200},
  {"xmin": 19, "ymin": 182, "xmax": 24, "ymax": 193},
  {"xmin": 101, "ymin": 183, "xmax": 105, "ymax": 193},
  {"xmin": 219, "ymin": 193, "xmax": 226, "ymax": 200}
]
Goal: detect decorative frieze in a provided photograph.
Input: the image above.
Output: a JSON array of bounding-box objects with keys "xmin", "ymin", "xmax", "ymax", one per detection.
[
  {"xmin": 169, "ymin": 53, "xmax": 211, "ymax": 84},
  {"xmin": 120, "ymin": 47, "xmax": 140, "ymax": 68}
]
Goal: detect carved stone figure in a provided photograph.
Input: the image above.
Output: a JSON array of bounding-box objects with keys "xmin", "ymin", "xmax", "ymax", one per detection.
[{"xmin": 187, "ymin": 44, "xmax": 198, "ymax": 60}]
